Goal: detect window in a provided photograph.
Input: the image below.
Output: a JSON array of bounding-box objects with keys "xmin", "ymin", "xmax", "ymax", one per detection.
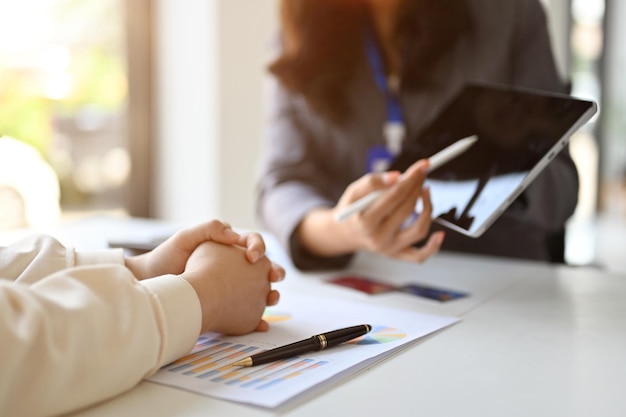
[{"xmin": 0, "ymin": 0, "xmax": 142, "ymax": 228}]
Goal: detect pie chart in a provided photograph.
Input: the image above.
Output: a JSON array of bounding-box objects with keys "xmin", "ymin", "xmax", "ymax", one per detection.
[
  {"xmin": 262, "ymin": 309, "xmax": 292, "ymax": 323},
  {"xmin": 348, "ymin": 325, "xmax": 407, "ymax": 345}
]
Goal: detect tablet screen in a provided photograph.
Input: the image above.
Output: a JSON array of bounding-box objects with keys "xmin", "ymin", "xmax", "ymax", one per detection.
[{"xmin": 390, "ymin": 83, "xmax": 597, "ymax": 237}]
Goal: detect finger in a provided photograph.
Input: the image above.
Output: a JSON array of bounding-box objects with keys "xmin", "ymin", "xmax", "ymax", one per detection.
[
  {"xmin": 360, "ymin": 208, "xmax": 416, "ymax": 254},
  {"xmin": 421, "ymin": 186, "xmax": 434, "ymax": 218},
  {"xmin": 378, "ymin": 187, "xmax": 423, "ymax": 239},
  {"xmin": 173, "ymin": 220, "xmax": 240, "ymax": 252},
  {"xmin": 388, "ymin": 187, "xmax": 433, "ymax": 252},
  {"xmin": 360, "ymin": 181, "xmax": 426, "ymax": 252},
  {"xmin": 200, "ymin": 220, "xmax": 240, "ymax": 244},
  {"xmin": 266, "ymin": 289, "xmax": 280, "ymax": 306},
  {"xmin": 392, "ymin": 231, "xmax": 445, "ymax": 263},
  {"xmin": 361, "ymin": 162, "xmax": 427, "ymax": 225},
  {"xmin": 268, "ymin": 263, "xmax": 286, "ymax": 282},
  {"xmin": 254, "ymin": 320, "xmax": 270, "ymax": 332},
  {"xmin": 338, "ymin": 171, "xmax": 401, "ymax": 208},
  {"xmin": 404, "ymin": 158, "xmax": 430, "ymax": 177},
  {"xmin": 392, "ymin": 161, "xmax": 429, "ymax": 203},
  {"xmin": 237, "ymin": 232, "xmax": 266, "ymax": 263}
]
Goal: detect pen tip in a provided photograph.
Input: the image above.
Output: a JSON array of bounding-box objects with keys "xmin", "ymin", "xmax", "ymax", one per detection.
[{"xmin": 230, "ymin": 357, "xmax": 253, "ymax": 367}]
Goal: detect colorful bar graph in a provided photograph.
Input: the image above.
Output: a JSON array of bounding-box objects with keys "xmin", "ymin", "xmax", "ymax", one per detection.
[{"xmin": 165, "ymin": 342, "xmax": 330, "ymax": 391}]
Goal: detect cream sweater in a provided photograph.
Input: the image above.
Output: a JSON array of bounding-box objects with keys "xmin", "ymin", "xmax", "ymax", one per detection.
[{"xmin": 0, "ymin": 235, "xmax": 202, "ymax": 417}]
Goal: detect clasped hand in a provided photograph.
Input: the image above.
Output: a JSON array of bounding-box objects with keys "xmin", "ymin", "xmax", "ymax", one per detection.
[{"xmin": 124, "ymin": 220, "xmax": 284, "ymax": 335}]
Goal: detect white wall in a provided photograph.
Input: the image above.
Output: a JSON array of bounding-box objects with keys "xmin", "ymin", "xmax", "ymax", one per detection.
[
  {"xmin": 153, "ymin": 0, "xmax": 278, "ymax": 228},
  {"xmin": 153, "ymin": 0, "xmax": 220, "ymax": 224},
  {"xmin": 219, "ymin": 0, "xmax": 279, "ymax": 229}
]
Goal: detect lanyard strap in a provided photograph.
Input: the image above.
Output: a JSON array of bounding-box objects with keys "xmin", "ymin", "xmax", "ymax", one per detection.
[
  {"xmin": 365, "ymin": 29, "xmax": 403, "ymax": 123},
  {"xmin": 365, "ymin": 28, "xmax": 405, "ymax": 155}
]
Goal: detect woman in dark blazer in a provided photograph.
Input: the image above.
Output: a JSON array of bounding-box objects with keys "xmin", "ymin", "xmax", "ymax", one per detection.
[{"xmin": 256, "ymin": 0, "xmax": 577, "ymax": 270}]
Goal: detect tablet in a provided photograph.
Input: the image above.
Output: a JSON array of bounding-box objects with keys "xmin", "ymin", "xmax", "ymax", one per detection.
[{"xmin": 389, "ymin": 82, "xmax": 597, "ymax": 238}]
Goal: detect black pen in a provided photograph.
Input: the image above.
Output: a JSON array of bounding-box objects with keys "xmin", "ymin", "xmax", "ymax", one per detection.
[{"xmin": 229, "ymin": 324, "xmax": 372, "ymax": 367}]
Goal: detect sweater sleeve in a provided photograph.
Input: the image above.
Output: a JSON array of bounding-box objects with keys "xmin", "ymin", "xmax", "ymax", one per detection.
[
  {"xmin": 256, "ymin": 76, "xmax": 355, "ymax": 271},
  {"xmin": 0, "ymin": 235, "xmax": 202, "ymax": 417}
]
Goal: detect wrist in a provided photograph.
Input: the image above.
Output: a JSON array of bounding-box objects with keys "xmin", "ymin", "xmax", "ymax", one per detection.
[
  {"xmin": 179, "ymin": 271, "xmax": 215, "ymax": 334},
  {"xmin": 297, "ymin": 208, "xmax": 359, "ymax": 257},
  {"xmin": 124, "ymin": 255, "xmax": 148, "ymax": 280}
]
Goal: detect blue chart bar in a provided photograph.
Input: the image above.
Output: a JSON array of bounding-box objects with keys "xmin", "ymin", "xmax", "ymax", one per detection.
[
  {"xmin": 241, "ymin": 358, "xmax": 314, "ymax": 388},
  {"xmin": 195, "ymin": 337, "xmax": 220, "ymax": 350},
  {"xmin": 257, "ymin": 360, "xmax": 330, "ymax": 390},
  {"xmin": 168, "ymin": 341, "xmax": 233, "ymax": 373}
]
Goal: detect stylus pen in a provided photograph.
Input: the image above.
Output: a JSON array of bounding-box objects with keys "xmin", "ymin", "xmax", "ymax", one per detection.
[
  {"xmin": 228, "ymin": 324, "xmax": 372, "ymax": 367},
  {"xmin": 334, "ymin": 135, "xmax": 478, "ymax": 223}
]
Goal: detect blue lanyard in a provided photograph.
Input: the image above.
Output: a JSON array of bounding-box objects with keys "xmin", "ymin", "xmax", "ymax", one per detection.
[{"xmin": 365, "ymin": 29, "xmax": 404, "ymax": 125}]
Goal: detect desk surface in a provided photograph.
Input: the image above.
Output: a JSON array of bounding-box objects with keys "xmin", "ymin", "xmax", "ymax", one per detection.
[{"xmin": 56, "ymin": 216, "xmax": 626, "ymax": 417}]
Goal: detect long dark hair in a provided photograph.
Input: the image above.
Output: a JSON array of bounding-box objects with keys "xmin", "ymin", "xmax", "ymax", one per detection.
[{"xmin": 269, "ymin": 0, "xmax": 473, "ymax": 123}]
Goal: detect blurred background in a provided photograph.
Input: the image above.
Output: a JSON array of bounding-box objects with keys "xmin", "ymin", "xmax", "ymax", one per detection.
[{"xmin": 0, "ymin": 0, "xmax": 624, "ymax": 271}]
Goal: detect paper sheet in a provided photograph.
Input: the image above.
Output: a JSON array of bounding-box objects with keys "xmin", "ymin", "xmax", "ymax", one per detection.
[{"xmin": 148, "ymin": 293, "xmax": 459, "ymax": 408}]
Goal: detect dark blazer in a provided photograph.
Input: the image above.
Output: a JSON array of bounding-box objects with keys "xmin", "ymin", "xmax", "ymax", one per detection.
[{"xmin": 256, "ymin": 0, "xmax": 578, "ymax": 270}]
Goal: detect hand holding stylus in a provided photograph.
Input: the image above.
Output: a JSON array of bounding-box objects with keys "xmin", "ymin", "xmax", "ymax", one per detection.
[{"xmin": 334, "ymin": 135, "xmax": 477, "ymax": 222}]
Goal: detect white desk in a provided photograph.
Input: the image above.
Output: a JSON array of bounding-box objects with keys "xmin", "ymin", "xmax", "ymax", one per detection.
[{"xmin": 55, "ymin": 216, "xmax": 625, "ymax": 417}]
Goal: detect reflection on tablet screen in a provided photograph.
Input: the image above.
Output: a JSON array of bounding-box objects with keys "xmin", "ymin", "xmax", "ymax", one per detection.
[{"xmin": 393, "ymin": 82, "xmax": 597, "ymax": 237}]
